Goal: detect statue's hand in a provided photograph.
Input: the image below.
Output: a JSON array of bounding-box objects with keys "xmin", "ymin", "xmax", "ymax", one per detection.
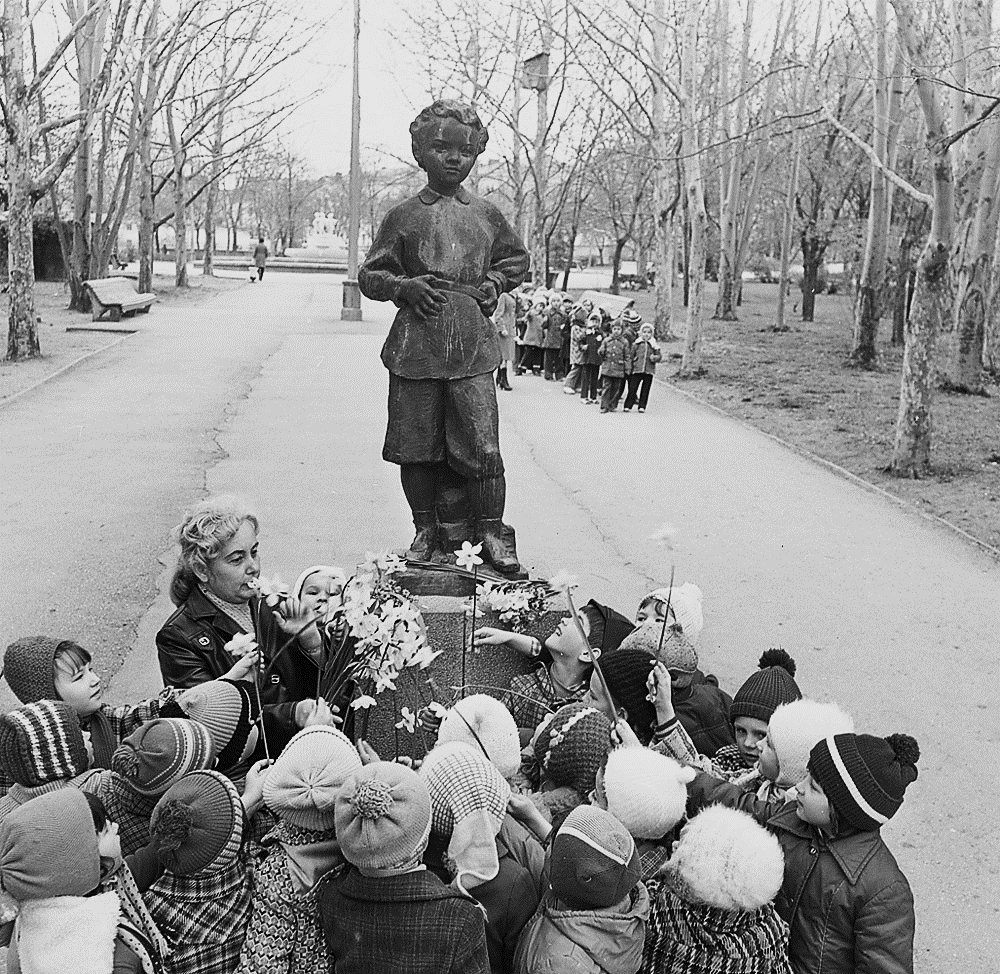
[
  {"xmin": 478, "ymin": 279, "xmax": 499, "ymax": 318},
  {"xmin": 398, "ymin": 276, "xmax": 447, "ymax": 320}
]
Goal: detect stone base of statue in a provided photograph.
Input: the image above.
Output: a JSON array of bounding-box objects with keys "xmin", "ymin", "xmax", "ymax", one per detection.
[
  {"xmin": 353, "ymin": 587, "xmax": 561, "ymax": 762},
  {"xmin": 395, "ymin": 559, "xmax": 528, "ymax": 598}
]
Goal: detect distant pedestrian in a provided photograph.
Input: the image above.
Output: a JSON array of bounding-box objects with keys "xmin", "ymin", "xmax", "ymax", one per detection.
[
  {"xmin": 562, "ymin": 304, "xmax": 587, "ymax": 395},
  {"xmin": 492, "ymin": 291, "xmax": 516, "ymax": 391},
  {"xmin": 253, "ymin": 237, "xmax": 269, "ymax": 281},
  {"xmin": 624, "ymin": 322, "xmax": 662, "ymax": 412}
]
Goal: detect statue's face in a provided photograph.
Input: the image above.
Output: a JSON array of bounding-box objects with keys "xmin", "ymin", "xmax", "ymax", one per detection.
[{"xmin": 415, "ymin": 117, "xmax": 478, "ymax": 192}]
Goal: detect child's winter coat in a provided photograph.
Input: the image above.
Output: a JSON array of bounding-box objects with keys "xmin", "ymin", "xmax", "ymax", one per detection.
[
  {"xmin": 598, "ymin": 335, "xmax": 630, "ymax": 377},
  {"xmin": 628, "ymin": 339, "xmax": 662, "ymax": 374},
  {"xmin": 514, "ymin": 885, "xmax": 649, "ymax": 974}
]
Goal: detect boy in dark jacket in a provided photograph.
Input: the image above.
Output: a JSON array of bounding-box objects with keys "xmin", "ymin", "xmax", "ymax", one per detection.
[
  {"xmin": 579, "ymin": 312, "xmax": 604, "ymax": 404},
  {"xmin": 322, "ymin": 761, "xmax": 489, "ymax": 974},
  {"xmin": 597, "ymin": 321, "xmax": 630, "ymax": 413},
  {"xmin": 623, "ymin": 321, "xmax": 661, "ymax": 412},
  {"xmin": 686, "ymin": 731, "xmax": 919, "ymax": 974}
]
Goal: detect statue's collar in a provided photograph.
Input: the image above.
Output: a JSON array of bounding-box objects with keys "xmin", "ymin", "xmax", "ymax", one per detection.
[{"xmin": 418, "ymin": 185, "xmax": 472, "ymax": 206}]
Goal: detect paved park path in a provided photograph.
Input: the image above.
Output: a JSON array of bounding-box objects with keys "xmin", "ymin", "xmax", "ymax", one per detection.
[{"xmin": 1, "ymin": 274, "xmax": 996, "ymax": 972}]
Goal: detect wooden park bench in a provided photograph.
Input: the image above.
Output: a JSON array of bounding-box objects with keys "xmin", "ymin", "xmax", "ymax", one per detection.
[{"xmin": 83, "ymin": 277, "xmax": 155, "ymax": 322}]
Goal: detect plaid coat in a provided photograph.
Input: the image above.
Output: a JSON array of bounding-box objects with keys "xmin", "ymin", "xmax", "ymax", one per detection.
[
  {"xmin": 503, "ymin": 668, "xmax": 587, "ymax": 736},
  {"xmin": 87, "ymin": 689, "xmax": 181, "ymax": 770},
  {"xmin": 320, "ymin": 868, "xmax": 489, "ymax": 974},
  {"xmin": 643, "ymin": 880, "xmax": 792, "ymax": 974},
  {"xmin": 103, "ymin": 774, "xmax": 159, "ymax": 858}
]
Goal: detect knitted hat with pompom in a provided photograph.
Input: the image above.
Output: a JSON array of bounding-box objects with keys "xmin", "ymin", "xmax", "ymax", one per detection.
[
  {"xmin": 336, "ymin": 762, "xmax": 432, "ymax": 872},
  {"xmin": 437, "ymin": 694, "xmax": 522, "ymax": 779},
  {"xmin": 730, "ymin": 649, "xmax": 802, "ymax": 725},
  {"xmin": 808, "ymin": 733, "xmax": 919, "ymax": 831},
  {"xmin": 767, "ymin": 699, "xmax": 854, "ymax": 787},
  {"xmin": 603, "ymin": 747, "xmax": 696, "ymax": 840},
  {"xmin": 262, "ymin": 726, "xmax": 362, "ymax": 830},
  {"xmin": 111, "ymin": 718, "xmax": 216, "ymax": 797},
  {"xmin": 0, "ymin": 701, "xmax": 90, "ymax": 787},
  {"xmin": 532, "ymin": 702, "xmax": 611, "ymax": 796},
  {"xmin": 668, "ymin": 805, "xmax": 784, "ymax": 911},
  {"xmin": 150, "ymin": 770, "xmax": 243, "ymax": 876}
]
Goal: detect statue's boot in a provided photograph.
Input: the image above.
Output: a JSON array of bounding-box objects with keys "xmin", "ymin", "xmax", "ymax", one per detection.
[
  {"xmin": 432, "ymin": 519, "xmax": 472, "ymax": 565},
  {"xmin": 406, "ymin": 511, "xmax": 438, "ymax": 562},
  {"xmin": 478, "ymin": 518, "xmax": 520, "ymax": 574}
]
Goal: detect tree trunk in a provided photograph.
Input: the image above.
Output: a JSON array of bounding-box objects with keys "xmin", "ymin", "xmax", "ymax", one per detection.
[
  {"xmin": 560, "ymin": 225, "xmax": 577, "ymax": 292},
  {"xmin": 775, "ymin": 131, "xmax": 802, "ymax": 332},
  {"xmin": 679, "ymin": 0, "xmax": 707, "ymax": 376},
  {"xmin": 800, "ymin": 240, "xmax": 823, "ymax": 321},
  {"xmin": 3, "ymin": 0, "xmax": 40, "ymax": 360},
  {"xmin": 136, "ymin": 1, "xmax": 160, "ymax": 294},
  {"xmin": 850, "ymin": 0, "xmax": 890, "ymax": 368},
  {"xmin": 713, "ymin": 0, "xmax": 738, "ymax": 321},
  {"xmin": 986, "ymin": 217, "xmax": 1000, "ymax": 373},
  {"xmin": 610, "ymin": 238, "xmax": 627, "ymax": 295}
]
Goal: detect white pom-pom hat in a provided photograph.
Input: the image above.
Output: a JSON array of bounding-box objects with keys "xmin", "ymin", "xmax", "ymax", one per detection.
[
  {"xmin": 436, "ymin": 694, "xmax": 522, "ymax": 780},
  {"xmin": 602, "ymin": 746, "xmax": 696, "ymax": 839},
  {"xmin": 768, "ymin": 699, "xmax": 854, "ymax": 787},
  {"xmin": 670, "ymin": 805, "xmax": 784, "ymax": 911}
]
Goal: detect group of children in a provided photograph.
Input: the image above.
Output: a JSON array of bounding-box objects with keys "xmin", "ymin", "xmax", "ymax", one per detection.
[
  {"xmin": 0, "ymin": 572, "xmax": 918, "ymax": 974},
  {"xmin": 502, "ymin": 288, "xmax": 663, "ymax": 414}
]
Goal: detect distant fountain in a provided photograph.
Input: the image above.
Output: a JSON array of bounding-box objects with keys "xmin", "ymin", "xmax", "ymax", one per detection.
[{"xmin": 285, "ymin": 212, "xmax": 350, "ymax": 261}]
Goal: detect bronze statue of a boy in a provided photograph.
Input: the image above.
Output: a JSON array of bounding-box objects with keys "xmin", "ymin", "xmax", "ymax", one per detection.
[{"xmin": 359, "ymin": 100, "xmax": 530, "ymax": 574}]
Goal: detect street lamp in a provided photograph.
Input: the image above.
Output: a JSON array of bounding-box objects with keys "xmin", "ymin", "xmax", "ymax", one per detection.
[{"xmin": 342, "ymin": 0, "xmax": 363, "ymax": 321}]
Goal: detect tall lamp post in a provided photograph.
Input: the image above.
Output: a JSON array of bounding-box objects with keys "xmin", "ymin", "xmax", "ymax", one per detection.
[{"xmin": 341, "ymin": 0, "xmax": 362, "ymax": 321}]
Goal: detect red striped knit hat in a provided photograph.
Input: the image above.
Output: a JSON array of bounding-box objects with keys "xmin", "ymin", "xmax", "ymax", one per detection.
[
  {"xmin": 808, "ymin": 733, "xmax": 920, "ymax": 831},
  {"xmin": 0, "ymin": 701, "xmax": 90, "ymax": 787},
  {"xmin": 112, "ymin": 718, "xmax": 216, "ymax": 797}
]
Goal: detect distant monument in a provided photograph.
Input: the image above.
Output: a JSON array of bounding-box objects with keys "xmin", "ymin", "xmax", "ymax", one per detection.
[{"xmin": 285, "ymin": 211, "xmax": 350, "ymax": 261}]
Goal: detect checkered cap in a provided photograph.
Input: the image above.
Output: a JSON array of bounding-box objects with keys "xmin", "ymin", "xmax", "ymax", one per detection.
[{"xmin": 419, "ymin": 741, "xmax": 510, "ymax": 839}]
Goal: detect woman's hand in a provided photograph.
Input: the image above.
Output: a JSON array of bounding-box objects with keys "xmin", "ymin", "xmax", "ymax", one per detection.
[
  {"xmin": 648, "ymin": 660, "xmax": 675, "ymax": 724},
  {"xmin": 295, "ymin": 698, "xmax": 341, "ymax": 728},
  {"xmin": 222, "ymin": 650, "xmax": 259, "ymax": 682}
]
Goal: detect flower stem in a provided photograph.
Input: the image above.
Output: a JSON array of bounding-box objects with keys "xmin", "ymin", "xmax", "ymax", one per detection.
[
  {"xmin": 565, "ymin": 589, "xmax": 617, "ymax": 723},
  {"xmin": 656, "ymin": 564, "xmax": 676, "ymax": 659},
  {"xmin": 251, "ymin": 668, "xmax": 271, "ymax": 761}
]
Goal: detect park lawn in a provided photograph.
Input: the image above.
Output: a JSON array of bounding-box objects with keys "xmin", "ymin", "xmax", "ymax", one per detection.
[
  {"xmin": 1, "ymin": 273, "xmax": 242, "ymax": 403},
  {"xmin": 628, "ymin": 282, "xmax": 1000, "ymax": 553}
]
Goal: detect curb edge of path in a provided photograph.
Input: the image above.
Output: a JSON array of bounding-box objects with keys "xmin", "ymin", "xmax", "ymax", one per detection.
[
  {"xmin": 656, "ymin": 372, "xmax": 1000, "ymax": 563},
  {"xmin": 0, "ymin": 333, "xmax": 134, "ymax": 410}
]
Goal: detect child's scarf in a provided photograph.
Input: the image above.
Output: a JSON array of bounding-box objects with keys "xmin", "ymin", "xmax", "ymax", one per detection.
[{"xmin": 14, "ymin": 892, "xmax": 119, "ymax": 974}]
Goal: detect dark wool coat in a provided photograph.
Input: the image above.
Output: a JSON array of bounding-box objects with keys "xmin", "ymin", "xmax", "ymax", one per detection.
[
  {"xmin": 581, "ymin": 330, "xmax": 603, "ymax": 366},
  {"xmin": 628, "ymin": 339, "xmax": 662, "ymax": 374},
  {"xmin": 687, "ymin": 778, "xmax": 916, "ymax": 974},
  {"xmin": 598, "ymin": 335, "xmax": 630, "ymax": 377},
  {"xmin": 320, "ymin": 868, "xmax": 489, "ymax": 974},
  {"xmin": 672, "ymin": 682, "xmax": 736, "ymax": 758},
  {"xmin": 541, "ymin": 309, "xmax": 564, "ymax": 349}
]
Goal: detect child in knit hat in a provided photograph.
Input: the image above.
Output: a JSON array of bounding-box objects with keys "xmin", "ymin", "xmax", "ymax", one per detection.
[
  {"xmin": 145, "ymin": 769, "xmax": 253, "ymax": 974},
  {"xmin": 712, "ymin": 649, "xmax": 802, "ymax": 779},
  {"xmin": 475, "ymin": 599, "xmax": 635, "ymax": 739},
  {"xmin": 597, "ymin": 746, "xmax": 695, "ymax": 879},
  {"xmin": 421, "ymin": 741, "xmax": 545, "ymax": 973},
  {"xmin": 3, "ymin": 636, "xmax": 186, "ymax": 770},
  {"xmin": 524, "ymin": 702, "xmax": 613, "ymax": 828},
  {"xmin": 514, "ymin": 805, "xmax": 649, "ymax": 974},
  {"xmin": 584, "ymin": 646, "xmax": 659, "ymax": 745},
  {"xmin": 618, "ymin": 622, "xmax": 735, "ymax": 755},
  {"xmin": 237, "ymin": 725, "xmax": 362, "ymax": 974},
  {"xmin": 0, "ymin": 788, "xmax": 161, "ymax": 974},
  {"xmin": 651, "ymin": 661, "xmax": 852, "ymax": 804},
  {"xmin": 636, "ymin": 583, "xmax": 704, "ymax": 645},
  {"xmin": 436, "ymin": 694, "xmax": 523, "ymax": 780},
  {"xmin": 320, "ymin": 761, "xmax": 490, "ymax": 974},
  {"xmin": 0, "ymin": 700, "xmax": 108, "ymax": 828},
  {"xmin": 643, "ymin": 805, "xmax": 791, "ymax": 974},
  {"xmin": 107, "ymin": 717, "xmax": 217, "ymax": 856}
]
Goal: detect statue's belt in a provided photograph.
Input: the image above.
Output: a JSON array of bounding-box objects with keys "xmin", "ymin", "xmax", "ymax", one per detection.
[{"xmin": 426, "ymin": 277, "xmax": 489, "ymax": 302}]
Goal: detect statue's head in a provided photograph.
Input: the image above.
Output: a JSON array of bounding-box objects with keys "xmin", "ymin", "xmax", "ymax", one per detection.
[{"xmin": 410, "ymin": 100, "xmax": 488, "ymax": 192}]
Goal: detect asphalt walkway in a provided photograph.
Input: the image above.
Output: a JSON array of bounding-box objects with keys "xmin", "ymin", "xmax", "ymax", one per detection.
[{"xmin": 0, "ymin": 274, "xmax": 995, "ymax": 972}]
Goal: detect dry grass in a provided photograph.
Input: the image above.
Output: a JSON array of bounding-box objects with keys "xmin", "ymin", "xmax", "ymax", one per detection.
[{"xmin": 627, "ymin": 282, "xmax": 1000, "ymax": 552}]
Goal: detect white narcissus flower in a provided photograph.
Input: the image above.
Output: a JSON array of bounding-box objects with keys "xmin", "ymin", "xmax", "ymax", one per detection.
[
  {"xmin": 251, "ymin": 574, "xmax": 289, "ymax": 606},
  {"xmin": 548, "ymin": 570, "xmax": 579, "ymax": 594},
  {"xmin": 350, "ymin": 694, "xmax": 378, "ymax": 711},
  {"xmin": 379, "ymin": 552, "xmax": 405, "ymax": 575},
  {"xmin": 648, "ymin": 522, "xmax": 677, "ymax": 548},
  {"xmin": 395, "ymin": 707, "xmax": 417, "ymax": 733},
  {"xmin": 224, "ymin": 633, "xmax": 258, "ymax": 658},
  {"xmin": 454, "ymin": 541, "xmax": 484, "ymax": 571},
  {"xmin": 426, "ymin": 702, "xmax": 448, "ymax": 719}
]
